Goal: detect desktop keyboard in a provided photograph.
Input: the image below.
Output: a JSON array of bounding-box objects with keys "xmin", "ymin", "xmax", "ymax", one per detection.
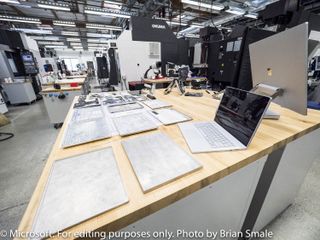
[{"xmin": 195, "ymin": 123, "xmax": 235, "ymax": 148}]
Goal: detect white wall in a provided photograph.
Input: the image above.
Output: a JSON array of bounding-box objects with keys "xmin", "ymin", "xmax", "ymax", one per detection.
[
  {"xmin": 117, "ymin": 30, "xmax": 161, "ymax": 82},
  {"xmin": 55, "ymin": 50, "xmax": 96, "ymax": 71}
]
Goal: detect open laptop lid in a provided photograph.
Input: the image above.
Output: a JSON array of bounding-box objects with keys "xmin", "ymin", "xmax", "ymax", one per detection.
[{"xmin": 214, "ymin": 87, "xmax": 271, "ymax": 146}]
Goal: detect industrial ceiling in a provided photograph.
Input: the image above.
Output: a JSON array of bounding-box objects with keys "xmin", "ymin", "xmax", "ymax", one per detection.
[{"xmin": 0, "ymin": 0, "xmax": 319, "ymax": 51}]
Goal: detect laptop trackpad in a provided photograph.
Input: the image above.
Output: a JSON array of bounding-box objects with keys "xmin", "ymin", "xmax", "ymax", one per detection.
[{"xmin": 178, "ymin": 122, "xmax": 214, "ymax": 153}]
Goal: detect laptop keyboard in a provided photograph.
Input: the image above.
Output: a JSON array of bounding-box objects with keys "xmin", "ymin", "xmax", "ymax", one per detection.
[{"xmin": 195, "ymin": 123, "xmax": 235, "ymax": 148}]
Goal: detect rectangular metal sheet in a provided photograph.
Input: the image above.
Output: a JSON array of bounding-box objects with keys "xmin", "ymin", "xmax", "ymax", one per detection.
[
  {"xmin": 61, "ymin": 118, "xmax": 112, "ymax": 148},
  {"xmin": 150, "ymin": 108, "xmax": 192, "ymax": 125},
  {"xmin": 108, "ymin": 102, "xmax": 143, "ymax": 113},
  {"xmin": 31, "ymin": 147, "xmax": 128, "ymax": 238},
  {"xmin": 142, "ymin": 100, "xmax": 172, "ymax": 109},
  {"xmin": 112, "ymin": 111, "xmax": 158, "ymax": 136},
  {"xmin": 122, "ymin": 132, "xmax": 202, "ymax": 192}
]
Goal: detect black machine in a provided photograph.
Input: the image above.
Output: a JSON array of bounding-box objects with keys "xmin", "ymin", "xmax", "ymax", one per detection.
[
  {"xmin": 108, "ymin": 48, "xmax": 120, "ymax": 85},
  {"xmin": 20, "ymin": 51, "xmax": 42, "ymax": 97},
  {"xmin": 207, "ymin": 27, "xmax": 275, "ymax": 91},
  {"xmin": 96, "ymin": 55, "xmax": 109, "ymax": 79}
]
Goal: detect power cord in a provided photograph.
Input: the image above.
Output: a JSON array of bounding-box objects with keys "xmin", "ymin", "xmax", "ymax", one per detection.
[{"xmin": 0, "ymin": 132, "xmax": 14, "ymax": 141}]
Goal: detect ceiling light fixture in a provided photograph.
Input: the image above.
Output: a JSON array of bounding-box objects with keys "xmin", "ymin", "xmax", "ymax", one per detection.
[
  {"xmin": 66, "ymin": 38, "xmax": 81, "ymax": 42},
  {"xmin": 37, "ymin": 1, "xmax": 70, "ymax": 11},
  {"xmin": 37, "ymin": 41, "xmax": 64, "ymax": 45},
  {"xmin": 45, "ymin": 45, "xmax": 67, "ymax": 48},
  {"xmin": 0, "ymin": 0, "xmax": 20, "ymax": 4},
  {"xmin": 225, "ymin": 7, "xmax": 246, "ymax": 15},
  {"xmin": 10, "ymin": 28, "xmax": 52, "ymax": 34},
  {"xmin": 244, "ymin": 12, "xmax": 258, "ymax": 19},
  {"xmin": 104, "ymin": 0, "xmax": 123, "ymax": 10},
  {"xmin": 0, "ymin": 15, "xmax": 41, "ymax": 24},
  {"xmin": 181, "ymin": 0, "xmax": 224, "ymax": 11},
  {"xmin": 53, "ymin": 20, "xmax": 76, "ymax": 27},
  {"xmin": 84, "ymin": 7, "xmax": 132, "ymax": 19},
  {"xmin": 86, "ymin": 32, "xmax": 114, "ymax": 38},
  {"xmin": 30, "ymin": 36, "xmax": 60, "ymax": 41},
  {"xmin": 86, "ymin": 23, "xmax": 122, "ymax": 31},
  {"xmin": 70, "ymin": 42, "xmax": 82, "ymax": 46},
  {"xmin": 166, "ymin": 21, "xmax": 188, "ymax": 26},
  {"xmin": 87, "ymin": 38, "xmax": 109, "ymax": 43},
  {"xmin": 61, "ymin": 31, "xmax": 79, "ymax": 36}
]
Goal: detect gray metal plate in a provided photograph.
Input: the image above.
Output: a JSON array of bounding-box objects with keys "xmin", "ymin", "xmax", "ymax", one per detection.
[
  {"xmin": 122, "ymin": 132, "xmax": 202, "ymax": 192},
  {"xmin": 31, "ymin": 147, "xmax": 128, "ymax": 237},
  {"xmin": 108, "ymin": 102, "xmax": 143, "ymax": 113},
  {"xmin": 142, "ymin": 100, "xmax": 172, "ymax": 109},
  {"xmin": 150, "ymin": 109, "xmax": 192, "ymax": 125},
  {"xmin": 112, "ymin": 112, "xmax": 158, "ymax": 136}
]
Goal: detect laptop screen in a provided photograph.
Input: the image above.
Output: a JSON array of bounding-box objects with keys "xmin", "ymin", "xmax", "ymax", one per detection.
[{"xmin": 214, "ymin": 87, "xmax": 270, "ymax": 146}]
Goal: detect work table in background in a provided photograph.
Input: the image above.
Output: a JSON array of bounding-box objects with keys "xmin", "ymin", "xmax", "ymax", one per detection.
[{"xmin": 17, "ymin": 89, "xmax": 320, "ymax": 239}]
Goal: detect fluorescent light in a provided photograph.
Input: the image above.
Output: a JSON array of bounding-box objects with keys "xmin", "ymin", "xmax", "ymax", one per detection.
[
  {"xmin": 244, "ymin": 13, "xmax": 258, "ymax": 19},
  {"xmin": 84, "ymin": 7, "xmax": 131, "ymax": 19},
  {"xmin": 225, "ymin": 7, "xmax": 246, "ymax": 15},
  {"xmin": 181, "ymin": 0, "xmax": 224, "ymax": 11},
  {"xmin": 31, "ymin": 36, "xmax": 60, "ymax": 41},
  {"xmin": 45, "ymin": 45, "xmax": 67, "ymax": 48},
  {"xmin": 10, "ymin": 28, "xmax": 52, "ymax": 34},
  {"xmin": 0, "ymin": 0, "xmax": 20, "ymax": 4},
  {"xmin": 53, "ymin": 20, "xmax": 75, "ymax": 27},
  {"xmin": 104, "ymin": 0, "xmax": 123, "ymax": 6},
  {"xmin": 72, "ymin": 46, "xmax": 83, "ymax": 49},
  {"xmin": 61, "ymin": 31, "xmax": 79, "ymax": 36},
  {"xmin": 88, "ymin": 44, "xmax": 108, "ymax": 47},
  {"xmin": 87, "ymin": 38, "xmax": 109, "ymax": 43},
  {"xmin": 309, "ymin": 30, "xmax": 320, "ymax": 42},
  {"xmin": 0, "ymin": 15, "xmax": 41, "ymax": 24},
  {"xmin": 66, "ymin": 38, "xmax": 81, "ymax": 42},
  {"xmin": 37, "ymin": 1, "xmax": 70, "ymax": 11},
  {"xmin": 86, "ymin": 23, "xmax": 122, "ymax": 31},
  {"xmin": 86, "ymin": 32, "xmax": 113, "ymax": 38},
  {"xmin": 166, "ymin": 21, "xmax": 188, "ymax": 26},
  {"xmin": 190, "ymin": 23, "xmax": 204, "ymax": 28},
  {"xmin": 37, "ymin": 41, "xmax": 64, "ymax": 45},
  {"xmin": 104, "ymin": 0, "xmax": 122, "ymax": 10},
  {"xmin": 70, "ymin": 42, "xmax": 82, "ymax": 46}
]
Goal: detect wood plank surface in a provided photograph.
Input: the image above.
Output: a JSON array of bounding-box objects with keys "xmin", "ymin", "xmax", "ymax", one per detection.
[{"xmin": 16, "ymin": 89, "xmax": 320, "ymax": 239}]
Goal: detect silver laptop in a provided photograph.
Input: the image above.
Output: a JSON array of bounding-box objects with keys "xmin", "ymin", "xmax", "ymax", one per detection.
[{"xmin": 179, "ymin": 87, "xmax": 271, "ymax": 153}]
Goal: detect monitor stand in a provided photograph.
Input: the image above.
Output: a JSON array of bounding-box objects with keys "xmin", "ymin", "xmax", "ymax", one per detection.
[
  {"xmin": 251, "ymin": 83, "xmax": 283, "ymax": 120},
  {"xmin": 264, "ymin": 109, "xmax": 280, "ymax": 120}
]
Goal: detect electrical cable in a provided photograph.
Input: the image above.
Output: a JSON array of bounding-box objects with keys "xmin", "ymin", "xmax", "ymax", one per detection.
[{"xmin": 0, "ymin": 132, "xmax": 14, "ymax": 141}]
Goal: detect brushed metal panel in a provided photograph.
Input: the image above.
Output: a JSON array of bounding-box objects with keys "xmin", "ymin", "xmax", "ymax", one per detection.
[
  {"xmin": 150, "ymin": 109, "xmax": 192, "ymax": 125},
  {"xmin": 112, "ymin": 111, "xmax": 158, "ymax": 136},
  {"xmin": 142, "ymin": 100, "xmax": 172, "ymax": 109},
  {"xmin": 62, "ymin": 107, "xmax": 112, "ymax": 148},
  {"xmin": 32, "ymin": 147, "xmax": 128, "ymax": 237},
  {"xmin": 122, "ymin": 132, "xmax": 202, "ymax": 192}
]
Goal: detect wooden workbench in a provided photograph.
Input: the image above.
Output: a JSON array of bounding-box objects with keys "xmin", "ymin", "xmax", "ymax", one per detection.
[
  {"xmin": 41, "ymin": 78, "xmax": 86, "ymax": 88},
  {"xmin": 17, "ymin": 89, "xmax": 320, "ymax": 239},
  {"xmin": 65, "ymin": 74, "xmax": 88, "ymax": 79},
  {"xmin": 143, "ymin": 77, "xmax": 207, "ymax": 94}
]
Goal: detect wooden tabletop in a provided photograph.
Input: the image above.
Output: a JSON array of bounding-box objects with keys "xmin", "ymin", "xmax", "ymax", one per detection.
[
  {"xmin": 42, "ymin": 78, "xmax": 86, "ymax": 87},
  {"xmin": 66, "ymin": 74, "xmax": 87, "ymax": 79},
  {"xmin": 41, "ymin": 86, "xmax": 82, "ymax": 93},
  {"xmin": 17, "ymin": 89, "xmax": 320, "ymax": 239}
]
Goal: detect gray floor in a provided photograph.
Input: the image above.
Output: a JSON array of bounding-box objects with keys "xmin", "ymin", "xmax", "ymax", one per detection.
[
  {"xmin": 0, "ymin": 100, "xmax": 319, "ymax": 239},
  {"xmin": 0, "ymin": 100, "xmax": 59, "ymax": 239}
]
